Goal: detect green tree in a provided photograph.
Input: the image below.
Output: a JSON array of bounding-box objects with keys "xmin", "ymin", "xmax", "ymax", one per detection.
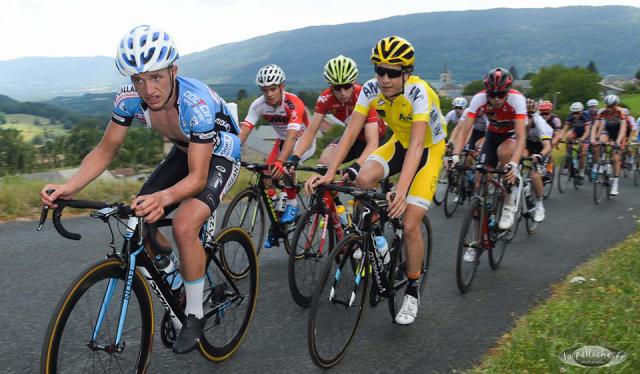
[
  {"xmin": 0, "ymin": 128, "xmax": 37, "ymax": 175},
  {"xmin": 462, "ymin": 80, "xmax": 484, "ymax": 96},
  {"xmin": 529, "ymin": 65, "xmax": 601, "ymax": 106},
  {"xmin": 636, "ymin": 69, "xmax": 640, "ymax": 80},
  {"xmin": 63, "ymin": 118, "xmax": 102, "ymax": 166},
  {"xmin": 587, "ymin": 60, "xmax": 598, "ymax": 74},
  {"xmin": 509, "ymin": 66, "xmax": 519, "ymax": 80},
  {"xmin": 296, "ymin": 90, "xmax": 321, "ymax": 109},
  {"xmin": 236, "ymin": 89, "xmax": 248, "ymax": 101},
  {"xmin": 0, "ymin": 112, "xmax": 6, "ymax": 125},
  {"xmin": 522, "ymin": 72, "xmax": 536, "ymax": 80}
]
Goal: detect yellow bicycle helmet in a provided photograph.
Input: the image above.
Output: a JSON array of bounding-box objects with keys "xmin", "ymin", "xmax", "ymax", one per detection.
[{"xmin": 370, "ymin": 36, "xmax": 415, "ymax": 68}]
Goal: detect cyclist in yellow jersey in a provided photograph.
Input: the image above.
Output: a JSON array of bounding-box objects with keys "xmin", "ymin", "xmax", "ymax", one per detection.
[{"xmin": 307, "ymin": 36, "xmax": 446, "ymax": 325}]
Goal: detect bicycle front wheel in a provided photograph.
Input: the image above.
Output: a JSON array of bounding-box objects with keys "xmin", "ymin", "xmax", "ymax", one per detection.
[
  {"xmin": 456, "ymin": 200, "xmax": 482, "ymax": 293},
  {"xmin": 41, "ymin": 258, "xmax": 154, "ymax": 374},
  {"xmin": 308, "ymin": 234, "xmax": 368, "ymax": 368},
  {"xmin": 198, "ymin": 227, "xmax": 259, "ymax": 362},
  {"xmin": 443, "ymin": 174, "xmax": 461, "ymax": 218},
  {"xmin": 388, "ymin": 216, "xmax": 433, "ymax": 320},
  {"xmin": 220, "ymin": 188, "xmax": 265, "ymax": 278},
  {"xmin": 557, "ymin": 156, "xmax": 570, "ymax": 193},
  {"xmin": 288, "ymin": 209, "xmax": 336, "ymax": 308},
  {"xmin": 543, "ymin": 160, "xmax": 554, "ymax": 199},
  {"xmin": 433, "ymin": 164, "xmax": 448, "ymax": 206},
  {"xmin": 593, "ymin": 166, "xmax": 607, "ymax": 204}
]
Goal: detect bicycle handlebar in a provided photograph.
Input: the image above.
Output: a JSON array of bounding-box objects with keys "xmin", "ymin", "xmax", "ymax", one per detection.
[
  {"xmin": 37, "ymin": 192, "xmax": 132, "ymax": 241},
  {"xmin": 322, "ymin": 184, "xmax": 388, "ymax": 201}
]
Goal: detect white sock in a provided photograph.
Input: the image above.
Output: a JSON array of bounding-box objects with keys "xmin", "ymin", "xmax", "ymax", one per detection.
[
  {"xmin": 535, "ymin": 199, "xmax": 544, "ymax": 209},
  {"xmin": 184, "ymin": 277, "xmax": 205, "ymax": 319}
]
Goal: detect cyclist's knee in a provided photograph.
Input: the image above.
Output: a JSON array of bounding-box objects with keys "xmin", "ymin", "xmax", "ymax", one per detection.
[
  {"xmin": 172, "ymin": 220, "xmax": 199, "ymax": 246},
  {"xmin": 403, "ymin": 218, "xmax": 422, "ymax": 242}
]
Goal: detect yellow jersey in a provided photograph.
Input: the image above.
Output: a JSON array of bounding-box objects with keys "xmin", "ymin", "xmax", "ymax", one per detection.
[{"xmin": 354, "ymin": 75, "xmax": 446, "ymax": 148}]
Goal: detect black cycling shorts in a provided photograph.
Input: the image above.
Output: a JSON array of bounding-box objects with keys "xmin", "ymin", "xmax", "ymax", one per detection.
[
  {"xmin": 478, "ymin": 131, "xmax": 514, "ymax": 168},
  {"xmin": 138, "ymin": 146, "xmax": 239, "ymax": 215},
  {"xmin": 329, "ymin": 137, "xmax": 367, "ymax": 163}
]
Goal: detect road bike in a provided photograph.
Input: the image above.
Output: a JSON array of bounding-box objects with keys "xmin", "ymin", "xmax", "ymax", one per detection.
[{"xmin": 38, "ymin": 198, "xmax": 258, "ymax": 373}]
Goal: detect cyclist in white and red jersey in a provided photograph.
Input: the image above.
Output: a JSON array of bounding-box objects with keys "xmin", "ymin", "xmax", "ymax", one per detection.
[
  {"xmin": 239, "ymin": 64, "xmax": 311, "ymax": 234},
  {"xmin": 538, "ymin": 101, "xmax": 562, "ymax": 146},
  {"xmin": 289, "ymin": 55, "xmax": 386, "ymax": 180},
  {"xmin": 451, "ymin": 67, "xmax": 527, "ymax": 234},
  {"xmin": 591, "ymin": 94, "xmax": 627, "ymax": 196},
  {"xmin": 524, "ymin": 98, "xmax": 553, "ymax": 224}
]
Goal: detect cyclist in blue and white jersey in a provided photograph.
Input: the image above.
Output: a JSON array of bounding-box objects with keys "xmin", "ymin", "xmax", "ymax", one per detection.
[{"xmin": 40, "ymin": 25, "xmax": 241, "ymax": 354}]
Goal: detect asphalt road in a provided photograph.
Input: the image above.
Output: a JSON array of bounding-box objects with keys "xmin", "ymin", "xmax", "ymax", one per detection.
[{"xmin": 1, "ymin": 180, "xmax": 638, "ymax": 373}]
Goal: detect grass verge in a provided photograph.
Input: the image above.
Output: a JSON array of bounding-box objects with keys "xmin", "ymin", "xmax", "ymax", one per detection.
[
  {"xmin": 0, "ymin": 176, "xmax": 143, "ymax": 221},
  {"xmin": 468, "ymin": 230, "xmax": 640, "ymax": 373}
]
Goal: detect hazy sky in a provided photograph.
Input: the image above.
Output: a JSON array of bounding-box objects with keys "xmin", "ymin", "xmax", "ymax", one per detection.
[{"xmin": 1, "ymin": 0, "xmax": 637, "ymax": 61}]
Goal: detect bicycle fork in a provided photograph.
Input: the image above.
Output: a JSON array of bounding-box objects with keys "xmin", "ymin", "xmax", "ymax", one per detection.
[{"xmin": 90, "ymin": 247, "xmax": 148, "ymax": 353}]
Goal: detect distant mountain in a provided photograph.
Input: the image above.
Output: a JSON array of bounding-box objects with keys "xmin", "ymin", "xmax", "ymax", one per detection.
[
  {"xmin": 2, "ymin": 6, "xmax": 639, "ymax": 102},
  {"xmin": 0, "ymin": 57, "xmax": 126, "ymax": 101},
  {"xmin": 0, "ymin": 94, "xmax": 94, "ymax": 125}
]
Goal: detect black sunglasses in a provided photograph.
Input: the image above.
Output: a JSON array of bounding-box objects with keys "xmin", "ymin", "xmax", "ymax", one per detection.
[
  {"xmin": 454, "ymin": 106, "xmax": 464, "ymax": 110},
  {"xmin": 331, "ymin": 83, "xmax": 354, "ymax": 91},
  {"xmin": 374, "ymin": 66, "xmax": 403, "ymax": 78},
  {"xmin": 487, "ymin": 90, "xmax": 508, "ymax": 99}
]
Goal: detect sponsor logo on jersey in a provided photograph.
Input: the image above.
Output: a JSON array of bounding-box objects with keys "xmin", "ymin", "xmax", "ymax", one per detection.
[
  {"xmin": 399, "ymin": 113, "xmax": 413, "ymax": 122},
  {"xmin": 317, "ymin": 94, "xmax": 329, "ymax": 103},
  {"xmin": 285, "ymin": 98, "xmax": 295, "ymax": 110},
  {"xmin": 376, "ymin": 110, "xmax": 386, "ymax": 118},
  {"xmin": 407, "ymin": 85, "xmax": 424, "ymax": 102},
  {"xmin": 193, "ymin": 131, "xmax": 216, "ymax": 140},
  {"xmin": 377, "ymin": 99, "xmax": 386, "ymax": 107},
  {"xmin": 363, "ymin": 81, "xmax": 379, "ymax": 98},
  {"xmin": 216, "ymin": 165, "xmax": 226, "ymax": 173},
  {"xmin": 112, "ymin": 113, "xmax": 126, "ymax": 123}
]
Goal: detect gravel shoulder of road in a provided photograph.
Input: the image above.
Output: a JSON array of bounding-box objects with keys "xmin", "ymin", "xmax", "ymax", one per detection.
[{"xmin": 468, "ymin": 228, "xmax": 640, "ymax": 373}]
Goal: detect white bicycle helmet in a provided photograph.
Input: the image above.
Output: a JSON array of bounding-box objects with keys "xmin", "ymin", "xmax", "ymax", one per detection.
[
  {"xmin": 604, "ymin": 94, "xmax": 620, "ymax": 107},
  {"xmin": 569, "ymin": 102, "xmax": 584, "ymax": 113},
  {"xmin": 586, "ymin": 99, "xmax": 599, "ymax": 107},
  {"xmin": 452, "ymin": 97, "xmax": 468, "ymax": 108},
  {"xmin": 256, "ymin": 64, "xmax": 286, "ymax": 87},
  {"xmin": 115, "ymin": 25, "xmax": 178, "ymax": 76}
]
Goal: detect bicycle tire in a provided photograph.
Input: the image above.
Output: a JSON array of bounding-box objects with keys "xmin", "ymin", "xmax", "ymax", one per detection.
[
  {"xmin": 543, "ymin": 161, "xmax": 554, "ymax": 199},
  {"xmin": 198, "ymin": 227, "xmax": 259, "ymax": 362},
  {"xmin": 388, "ymin": 216, "xmax": 432, "ymax": 320},
  {"xmin": 557, "ymin": 156, "xmax": 570, "ymax": 193},
  {"xmin": 593, "ymin": 165, "xmax": 607, "ymax": 204},
  {"xmin": 288, "ymin": 208, "xmax": 336, "ymax": 308},
  {"xmin": 635, "ymin": 169, "xmax": 640, "ymax": 187},
  {"xmin": 220, "ymin": 188, "xmax": 265, "ymax": 278},
  {"xmin": 308, "ymin": 234, "xmax": 368, "ymax": 368},
  {"xmin": 41, "ymin": 258, "xmax": 154, "ymax": 374},
  {"xmin": 524, "ymin": 194, "xmax": 538, "ymax": 236},
  {"xmin": 488, "ymin": 187, "xmax": 508, "ymax": 269},
  {"xmin": 456, "ymin": 199, "xmax": 482, "ymax": 293},
  {"xmin": 443, "ymin": 174, "xmax": 461, "ymax": 218},
  {"xmin": 433, "ymin": 164, "xmax": 447, "ymax": 206}
]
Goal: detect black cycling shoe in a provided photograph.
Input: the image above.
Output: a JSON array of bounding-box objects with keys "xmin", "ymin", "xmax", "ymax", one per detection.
[{"xmin": 172, "ymin": 314, "xmax": 205, "ymax": 354}]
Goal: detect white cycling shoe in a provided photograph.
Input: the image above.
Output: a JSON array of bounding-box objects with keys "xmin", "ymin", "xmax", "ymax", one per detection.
[
  {"xmin": 395, "ymin": 294, "xmax": 419, "ymax": 325},
  {"xmin": 499, "ymin": 204, "xmax": 517, "ymax": 230}
]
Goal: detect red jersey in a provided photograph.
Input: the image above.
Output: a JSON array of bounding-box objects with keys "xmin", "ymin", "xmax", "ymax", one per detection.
[
  {"xmin": 314, "ymin": 84, "xmax": 386, "ymax": 141},
  {"xmin": 466, "ymin": 89, "xmax": 527, "ymax": 134}
]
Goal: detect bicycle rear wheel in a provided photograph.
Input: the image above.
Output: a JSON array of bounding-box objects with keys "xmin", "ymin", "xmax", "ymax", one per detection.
[
  {"xmin": 288, "ymin": 208, "xmax": 336, "ymax": 308},
  {"xmin": 221, "ymin": 187, "xmax": 265, "ymax": 272},
  {"xmin": 456, "ymin": 200, "xmax": 482, "ymax": 293},
  {"xmin": 41, "ymin": 258, "xmax": 154, "ymax": 374},
  {"xmin": 388, "ymin": 216, "xmax": 432, "ymax": 320},
  {"xmin": 308, "ymin": 234, "xmax": 368, "ymax": 368},
  {"xmin": 198, "ymin": 227, "xmax": 259, "ymax": 362}
]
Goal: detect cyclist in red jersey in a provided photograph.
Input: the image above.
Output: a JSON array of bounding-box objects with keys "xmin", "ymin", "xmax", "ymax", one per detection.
[
  {"xmin": 239, "ymin": 64, "xmax": 311, "ymax": 240},
  {"xmin": 289, "ymin": 55, "xmax": 386, "ymax": 180},
  {"xmin": 591, "ymin": 94, "xmax": 627, "ymax": 196},
  {"xmin": 451, "ymin": 67, "xmax": 527, "ymax": 235}
]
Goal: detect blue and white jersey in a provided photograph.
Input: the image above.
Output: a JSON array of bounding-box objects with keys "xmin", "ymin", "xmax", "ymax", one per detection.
[{"xmin": 111, "ymin": 76, "xmax": 241, "ymax": 161}]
